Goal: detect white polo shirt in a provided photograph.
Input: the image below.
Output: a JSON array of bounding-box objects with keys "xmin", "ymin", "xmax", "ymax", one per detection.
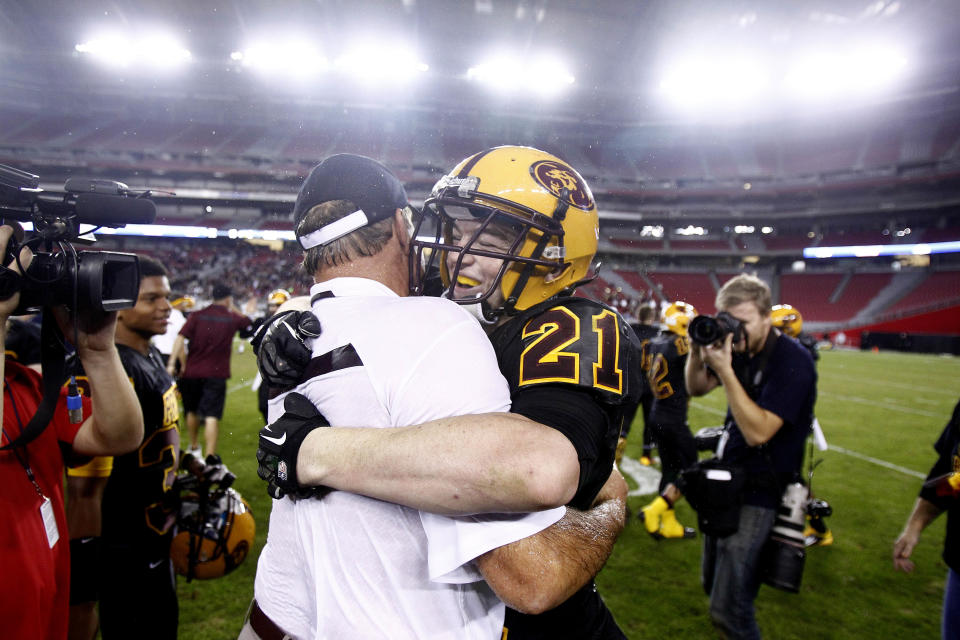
[{"xmin": 254, "ymin": 277, "xmax": 564, "ymax": 640}]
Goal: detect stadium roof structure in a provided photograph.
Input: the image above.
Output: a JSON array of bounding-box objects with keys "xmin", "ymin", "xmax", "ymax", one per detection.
[{"xmin": 2, "ymin": 0, "xmax": 960, "ymax": 231}]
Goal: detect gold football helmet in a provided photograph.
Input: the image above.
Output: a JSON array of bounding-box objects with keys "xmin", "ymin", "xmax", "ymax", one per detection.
[
  {"xmin": 170, "ymin": 473, "xmax": 255, "ymax": 581},
  {"xmin": 410, "ymin": 145, "xmax": 599, "ymax": 317},
  {"xmin": 171, "ymin": 296, "xmax": 196, "ymax": 311},
  {"xmin": 267, "ymin": 289, "xmax": 291, "ymax": 307},
  {"xmin": 771, "ymin": 304, "xmax": 803, "ymax": 338},
  {"xmin": 662, "ymin": 301, "xmax": 698, "ymax": 337}
]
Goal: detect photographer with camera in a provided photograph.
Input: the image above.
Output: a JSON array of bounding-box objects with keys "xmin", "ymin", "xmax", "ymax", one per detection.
[
  {"xmin": 893, "ymin": 397, "xmax": 960, "ymax": 639},
  {"xmin": 685, "ymin": 274, "xmax": 816, "ymax": 640},
  {"xmin": 0, "ymin": 224, "xmax": 144, "ymax": 640}
]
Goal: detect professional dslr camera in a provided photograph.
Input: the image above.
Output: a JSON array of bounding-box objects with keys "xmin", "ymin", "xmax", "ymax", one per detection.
[
  {"xmin": 0, "ymin": 163, "xmax": 156, "ymax": 315},
  {"xmin": 688, "ymin": 311, "xmax": 745, "ymax": 346}
]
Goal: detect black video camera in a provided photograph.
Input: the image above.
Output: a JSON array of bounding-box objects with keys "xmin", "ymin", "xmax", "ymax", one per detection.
[
  {"xmin": 0, "ymin": 163, "xmax": 157, "ymax": 315},
  {"xmin": 688, "ymin": 311, "xmax": 745, "ymax": 346}
]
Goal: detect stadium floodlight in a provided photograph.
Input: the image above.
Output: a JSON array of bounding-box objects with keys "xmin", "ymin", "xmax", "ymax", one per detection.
[
  {"xmin": 75, "ymin": 32, "xmax": 191, "ymax": 70},
  {"xmin": 784, "ymin": 44, "xmax": 907, "ymax": 100},
  {"xmin": 658, "ymin": 53, "xmax": 768, "ymax": 111},
  {"xmin": 334, "ymin": 42, "xmax": 429, "ymax": 83},
  {"xmin": 675, "ymin": 225, "xmax": 706, "ymax": 236},
  {"xmin": 233, "ymin": 41, "xmax": 328, "ymax": 77},
  {"xmin": 640, "ymin": 225, "xmax": 664, "ymax": 238},
  {"xmin": 761, "ymin": 226, "xmax": 774, "ymax": 234},
  {"xmin": 467, "ymin": 52, "xmax": 575, "ymax": 98},
  {"xmin": 734, "ymin": 225, "xmax": 755, "ymax": 234}
]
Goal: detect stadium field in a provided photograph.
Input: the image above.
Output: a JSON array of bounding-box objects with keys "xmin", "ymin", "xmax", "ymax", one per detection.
[{"xmin": 177, "ymin": 345, "xmax": 960, "ymax": 639}]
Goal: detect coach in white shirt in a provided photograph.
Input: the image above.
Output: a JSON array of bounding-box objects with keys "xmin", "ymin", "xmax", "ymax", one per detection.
[{"xmin": 244, "ymin": 154, "xmax": 617, "ymax": 640}]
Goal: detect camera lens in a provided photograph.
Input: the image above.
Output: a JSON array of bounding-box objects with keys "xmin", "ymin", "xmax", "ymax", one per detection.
[{"xmin": 689, "ymin": 315, "xmax": 722, "ymax": 346}]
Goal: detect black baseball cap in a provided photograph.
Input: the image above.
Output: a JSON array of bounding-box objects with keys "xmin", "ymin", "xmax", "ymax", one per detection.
[
  {"xmin": 293, "ymin": 154, "xmax": 408, "ymax": 250},
  {"xmin": 211, "ymin": 283, "xmax": 232, "ymax": 300}
]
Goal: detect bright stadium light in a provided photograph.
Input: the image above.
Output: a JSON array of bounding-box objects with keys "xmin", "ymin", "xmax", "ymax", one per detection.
[
  {"xmin": 334, "ymin": 42, "xmax": 429, "ymax": 83},
  {"xmin": 659, "ymin": 54, "xmax": 768, "ymax": 110},
  {"xmin": 784, "ymin": 45, "xmax": 907, "ymax": 100},
  {"xmin": 734, "ymin": 225, "xmax": 755, "ymax": 234},
  {"xmin": 75, "ymin": 32, "xmax": 191, "ymax": 69},
  {"xmin": 233, "ymin": 41, "xmax": 328, "ymax": 77},
  {"xmin": 468, "ymin": 52, "xmax": 575, "ymax": 97}
]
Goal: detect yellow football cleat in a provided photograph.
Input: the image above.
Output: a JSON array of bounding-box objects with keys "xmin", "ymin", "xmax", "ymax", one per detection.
[{"xmin": 659, "ymin": 508, "xmax": 697, "ymax": 540}]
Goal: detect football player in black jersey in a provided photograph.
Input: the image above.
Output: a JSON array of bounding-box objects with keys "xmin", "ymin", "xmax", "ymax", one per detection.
[
  {"xmin": 416, "ymin": 146, "xmax": 644, "ymax": 639},
  {"xmin": 638, "ymin": 301, "xmax": 700, "ymax": 540},
  {"xmin": 627, "ymin": 302, "xmax": 660, "ymax": 465},
  {"xmin": 66, "ymin": 256, "xmax": 184, "ymax": 639},
  {"xmin": 257, "ymin": 146, "xmax": 642, "ymax": 639}
]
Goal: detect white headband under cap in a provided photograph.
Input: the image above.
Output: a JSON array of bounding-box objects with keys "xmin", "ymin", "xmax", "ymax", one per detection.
[{"xmin": 298, "ymin": 209, "xmax": 369, "ymax": 250}]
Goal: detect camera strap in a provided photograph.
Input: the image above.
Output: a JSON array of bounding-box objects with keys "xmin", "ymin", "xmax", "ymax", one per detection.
[{"xmin": 0, "ymin": 313, "xmax": 69, "ymax": 451}]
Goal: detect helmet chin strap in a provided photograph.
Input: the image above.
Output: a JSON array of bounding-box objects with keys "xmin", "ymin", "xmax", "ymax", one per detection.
[{"xmin": 446, "ymin": 291, "xmax": 498, "ymax": 326}]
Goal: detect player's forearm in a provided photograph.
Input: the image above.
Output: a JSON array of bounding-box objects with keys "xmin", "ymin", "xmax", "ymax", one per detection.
[
  {"xmin": 167, "ymin": 335, "xmax": 185, "ymax": 370},
  {"xmin": 903, "ymin": 496, "xmax": 943, "ymax": 537},
  {"xmin": 718, "ymin": 367, "xmax": 781, "ymax": 446},
  {"xmin": 297, "ymin": 413, "xmax": 580, "ymax": 514},
  {"xmin": 72, "ymin": 347, "xmax": 144, "ymax": 456},
  {"xmin": 477, "ymin": 483, "xmax": 626, "ymax": 614}
]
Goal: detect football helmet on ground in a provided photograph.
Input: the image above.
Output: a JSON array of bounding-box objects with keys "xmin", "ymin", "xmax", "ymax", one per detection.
[
  {"xmin": 410, "ymin": 145, "xmax": 599, "ymax": 318},
  {"xmin": 170, "ymin": 457, "xmax": 255, "ymax": 581},
  {"xmin": 661, "ymin": 301, "xmax": 698, "ymax": 337},
  {"xmin": 771, "ymin": 304, "xmax": 803, "ymax": 338}
]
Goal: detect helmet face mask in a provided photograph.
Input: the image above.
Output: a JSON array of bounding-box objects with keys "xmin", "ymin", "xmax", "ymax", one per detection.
[
  {"xmin": 409, "ymin": 146, "xmax": 598, "ymax": 319},
  {"xmin": 170, "ymin": 474, "xmax": 255, "ymax": 581}
]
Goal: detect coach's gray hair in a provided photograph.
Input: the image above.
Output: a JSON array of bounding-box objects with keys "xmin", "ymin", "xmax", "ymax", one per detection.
[
  {"xmin": 715, "ymin": 273, "xmax": 772, "ymax": 316},
  {"xmin": 298, "ymin": 200, "xmax": 396, "ymax": 274}
]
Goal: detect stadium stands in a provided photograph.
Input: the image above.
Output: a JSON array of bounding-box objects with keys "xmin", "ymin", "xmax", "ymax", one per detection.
[
  {"xmin": 779, "ymin": 273, "xmax": 847, "ymax": 322},
  {"xmin": 642, "ymin": 272, "xmax": 717, "ymax": 313},
  {"xmin": 887, "ymin": 271, "xmax": 960, "ymax": 314}
]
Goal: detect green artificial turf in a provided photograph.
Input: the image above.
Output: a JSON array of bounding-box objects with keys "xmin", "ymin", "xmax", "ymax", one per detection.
[{"xmin": 175, "ymin": 346, "xmax": 960, "ymax": 639}]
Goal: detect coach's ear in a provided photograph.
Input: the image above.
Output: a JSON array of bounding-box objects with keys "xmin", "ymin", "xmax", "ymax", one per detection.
[{"xmin": 393, "ymin": 208, "xmax": 411, "ymax": 253}]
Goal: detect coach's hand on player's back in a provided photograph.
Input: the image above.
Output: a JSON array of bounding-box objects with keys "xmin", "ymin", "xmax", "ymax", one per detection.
[
  {"xmin": 252, "ymin": 309, "xmax": 321, "ymax": 389},
  {"xmin": 257, "ymin": 391, "xmax": 330, "ymax": 500}
]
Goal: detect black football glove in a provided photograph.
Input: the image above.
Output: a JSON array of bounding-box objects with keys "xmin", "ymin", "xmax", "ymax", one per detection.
[
  {"xmin": 257, "ymin": 391, "xmax": 330, "ymax": 500},
  {"xmin": 251, "ymin": 310, "xmax": 321, "ymax": 389}
]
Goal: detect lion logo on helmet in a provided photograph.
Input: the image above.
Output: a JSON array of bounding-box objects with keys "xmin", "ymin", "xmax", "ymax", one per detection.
[{"xmin": 530, "ymin": 160, "xmax": 594, "ymax": 211}]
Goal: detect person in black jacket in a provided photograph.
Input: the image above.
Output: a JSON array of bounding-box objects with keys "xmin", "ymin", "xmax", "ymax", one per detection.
[{"xmin": 893, "ymin": 398, "xmax": 960, "ymax": 638}]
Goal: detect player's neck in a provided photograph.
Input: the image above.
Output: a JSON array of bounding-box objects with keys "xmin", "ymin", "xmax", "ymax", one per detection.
[
  {"xmin": 114, "ymin": 324, "xmax": 151, "ymax": 355},
  {"xmin": 314, "ymin": 244, "xmax": 409, "ymax": 297}
]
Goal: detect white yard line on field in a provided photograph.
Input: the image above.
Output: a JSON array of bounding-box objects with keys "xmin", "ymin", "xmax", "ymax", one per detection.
[
  {"xmin": 690, "ymin": 402, "xmax": 926, "ymax": 479},
  {"xmin": 818, "ymin": 375, "xmax": 960, "ymax": 398},
  {"xmin": 829, "ymin": 446, "xmax": 926, "ymax": 479},
  {"xmin": 817, "ymin": 390, "xmax": 943, "ymax": 417},
  {"xmin": 228, "ymin": 379, "xmax": 254, "ymax": 394}
]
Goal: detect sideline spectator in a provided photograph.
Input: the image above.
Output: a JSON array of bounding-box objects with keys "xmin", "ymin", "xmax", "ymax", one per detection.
[
  {"xmin": 893, "ymin": 397, "xmax": 960, "ymax": 639},
  {"xmin": 168, "ymin": 283, "xmax": 251, "ymax": 457}
]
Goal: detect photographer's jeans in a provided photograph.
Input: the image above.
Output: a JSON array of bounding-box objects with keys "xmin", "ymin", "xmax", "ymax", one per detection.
[
  {"xmin": 945, "ymin": 568, "xmax": 960, "ymax": 640},
  {"xmin": 702, "ymin": 504, "xmax": 776, "ymax": 640}
]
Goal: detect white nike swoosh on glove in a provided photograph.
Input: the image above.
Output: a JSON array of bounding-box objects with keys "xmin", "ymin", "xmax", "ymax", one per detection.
[{"xmin": 262, "ymin": 432, "xmax": 287, "ymax": 446}]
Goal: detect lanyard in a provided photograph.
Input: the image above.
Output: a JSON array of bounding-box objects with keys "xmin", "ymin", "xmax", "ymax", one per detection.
[{"xmin": 3, "ymin": 381, "xmax": 46, "ymax": 497}]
